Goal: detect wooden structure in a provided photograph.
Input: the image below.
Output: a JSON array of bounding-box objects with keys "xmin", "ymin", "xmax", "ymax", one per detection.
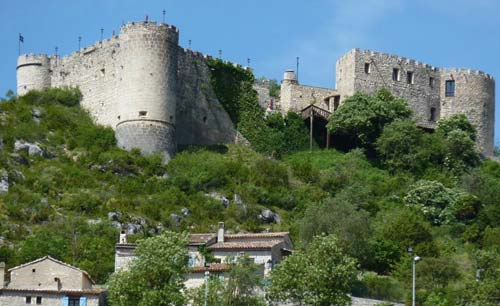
[{"xmin": 301, "ymin": 105, "xmax": 332, "ymax": 149}]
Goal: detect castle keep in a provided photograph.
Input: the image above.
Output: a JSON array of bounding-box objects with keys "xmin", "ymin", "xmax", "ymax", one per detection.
[
  {"xmin": 281, "ymin": 49, "xmax": 495, "ymax": 156},
  {"xmin": 17, "ymin": 21, "xmax": 495, "ymax": 157}
]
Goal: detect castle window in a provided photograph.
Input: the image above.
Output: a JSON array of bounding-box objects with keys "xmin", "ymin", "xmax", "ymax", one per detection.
[
  {"xmin": 364, "ymin": 63, "xmax": 371, "ymax": 74},
  {"xmin": 139, "ymin": 111, "xmax": 147, "ymax": 117},
  {"xmin": 68, "ymin": 297, "xmax": 80, "ymax": 306},
  {"xmin": 32, "ymin": 269, "xmax": 36, "ymax": 273},
  {"xmin": 445, "ymin": 80, "xmax": 455, "ymax": 97},
  {"xmin": 429, "ymin": 77, "xmax": 435, "ymax": 88},
  {"xmin": 36, "ymin": 297, "xmax": 42, "ymax": 305},
  {"xmin": 392, "ymin": 68, "xmax": 400, "ymax": 81},
  {"xmin": 407, "ymin": 71, "xmax": 414, "ymax": 84},
  {"xmin": 430, "ymin": 107, "xmax": 436, "ymax": 121},
  {"xmin": 25, "ymin": 296, "xmax": 32, "ymax": 304}
]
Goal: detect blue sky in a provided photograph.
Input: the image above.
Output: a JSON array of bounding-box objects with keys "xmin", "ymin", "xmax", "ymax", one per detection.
[{"xmin": 1, "ymin": 0, "xmax": 499, "ymax": 145}]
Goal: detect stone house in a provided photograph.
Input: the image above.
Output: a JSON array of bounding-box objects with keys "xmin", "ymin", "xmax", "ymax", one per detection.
[
  {"xmin": 115, "ymin": 222, "xmax": 293, "ymax": 289},
  {"xmin": 0, "ymin": 256, "xmax": 106, "ymax": 306}
]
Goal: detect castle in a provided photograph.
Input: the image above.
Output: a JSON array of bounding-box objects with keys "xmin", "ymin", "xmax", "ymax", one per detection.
[{"xmin": 17, "ymin": 21, "xmax": 495, "ymax": 158}]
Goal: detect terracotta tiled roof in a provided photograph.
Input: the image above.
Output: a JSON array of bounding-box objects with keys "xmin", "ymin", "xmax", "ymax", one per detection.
[
  {"xmin": 189, "ymin": 234, "xmax": 216, "ymax": 245},
  {"xmin": 0, "ymin": 288, "xmax": 105, "ymax": 296},
  {"xmin": 190, "ymin": 263, "xmax": 229, "ymax": 273},
  {"xmin": 8, "ymin": 256, "xmax": 95, "ymax": 285},
  {"xmin": 225, "ymin": 232, "xmax": 289, "ymax": 240},
  {"xmin": 209, "ymin": 240, "xmax": 283, "ymax": 250}
]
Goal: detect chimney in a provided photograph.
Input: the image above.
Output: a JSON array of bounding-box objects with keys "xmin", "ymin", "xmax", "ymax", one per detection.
[
  {"xmin": 119, "ymin": 230, "xmax": 127, "ymax": 244},
  {"xmin": 217, "ymin": 222, "xmax": 225, "ymax": 243},
  {"xmin": 0, "ymin": 262, "xmax": 5, "ymax": 288}
]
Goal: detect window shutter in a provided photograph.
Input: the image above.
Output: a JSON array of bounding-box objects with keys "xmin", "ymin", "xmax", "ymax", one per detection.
[
  {"xmin": 79, "ymin": 296, "xmax": 87, "ymax": 306},
  {"xmin": 61, "ymin": 296, "xmax": 69, "ymax": 306}
]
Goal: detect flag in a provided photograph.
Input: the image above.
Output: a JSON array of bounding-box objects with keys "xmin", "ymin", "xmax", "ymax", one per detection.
[{"xmin": 19, "ymin": 33, "xmax": 24, "ymax": 43}]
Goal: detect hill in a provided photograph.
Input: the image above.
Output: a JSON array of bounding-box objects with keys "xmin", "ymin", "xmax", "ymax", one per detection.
[{"xmin": 0, "ymin": 88, "xmax": 499, "ymax": 305}]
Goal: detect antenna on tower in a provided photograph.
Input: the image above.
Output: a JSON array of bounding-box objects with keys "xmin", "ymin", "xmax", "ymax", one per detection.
[
  {"xmin": 218, "ymin": 49, "xmax": 222, "ymax": 59},
  {"xmin": 78, "ymin": 36, "xmax": 82, "ymax": 50},
  {"xmin": 162, "ymin": 9, "xmax": 166, "ymax": 23},
  {"xmin": 100, "ymin": 28, "xmax": 104, "ymax": 42}
]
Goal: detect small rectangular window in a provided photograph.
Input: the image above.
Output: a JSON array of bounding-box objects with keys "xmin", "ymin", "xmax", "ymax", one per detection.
[
  {"xmin": 36, "ymin": 297, "xmax": 42, "ymax": 305},
  {"xmin": 138, "ymin": 111, "xmax": 147, "ymax": 117},
  {"xmin": 407, "ymin": 71, "xmax": 414, "ymax": 84},
  {"xmin": 445, "ymin": 80, "xmax": 455, "ymax": 97},
  {"xmin": 430, "ymin": 107, "xmax": 436, "ymax": 121},
  {"xmin": 26, "ymin": 296, "xmax": 32, "ymax": 304},
  {"xmin": 429, "ymin": 77, "xmax": 435, "ymax": 88},
  {"xmin": 392, "ymin": 68, "xmax": 400, "ymax": 81},
  {"xmin": 68, "ymin": 297, "xmax": 80, "ymax": 306},
  {"xmin": 364, "ymin": 63, "xmax": 371, "ymax": 74}
]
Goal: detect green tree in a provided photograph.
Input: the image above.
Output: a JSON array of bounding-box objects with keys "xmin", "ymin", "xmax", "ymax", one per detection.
[
  {"xmin": 189, "ymin": 255, "xmax": 266, "ymax": 306},
  {"xmin": 328, "ymin": 89, "xmax": 412, "ymax": 153},
  {"xmin": 108, "ymin": 232, "xmax": 189, "ymax": 306},
  {"xmin": 404, "ymin": 180, "xmax": 481, "ymax": 225},
  {"xmin": 296, "ymin": 197, "xmax": 372, "ymax": 268},
  {"xmin": 267, "ymin": 234, "xmax": 357, "ymax": 306},
  {"xmin": 376, "ymin": 119, "xmax": 427, "ymax": 173}
]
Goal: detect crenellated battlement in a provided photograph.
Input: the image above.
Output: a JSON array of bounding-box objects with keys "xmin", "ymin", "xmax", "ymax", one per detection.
[{"xmin": 441, "ymin": 68, "xmax": 494, "ymax": 80}]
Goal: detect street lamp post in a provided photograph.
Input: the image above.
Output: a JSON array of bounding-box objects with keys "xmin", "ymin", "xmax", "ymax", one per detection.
[
  {"xmin": 204, "ymin": 270, "xmax": 209, "ymax": 306},
  {"xmin": 408, "ymin": 248, "xmax": 421, "ymax": 306}
]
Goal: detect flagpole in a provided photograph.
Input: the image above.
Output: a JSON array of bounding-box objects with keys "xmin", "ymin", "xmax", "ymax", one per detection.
[{"xmin": 18, "ymin": 33, "xmax": 21, "ymax": 56}]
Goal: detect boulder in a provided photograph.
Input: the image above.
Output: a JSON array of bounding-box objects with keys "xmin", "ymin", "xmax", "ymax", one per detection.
[
  {"xmin": 205, "ymin": 192, "xmax": 230, "ymax": 208},
  {"xmin": 181, "ymin": 207, "xmax": 191, "ymax": 216},
  {"xmin": 9, "ymin": 153, "xmax": 28, "ymax": 165},
  {"xmin": 170, "ymin": 213, "xmax": 181, "ymax": 225},
  {"xmin": 14, "ymin": 140, "xmax": 44, "ymax": 157},
  {"xmin": 0, "ymin": 170, "xmax": 8, "ymax": 194},
  {"xmin": 258, "ymin": 209, "xmax": 281, "ymax": 224},
  {"xmin": 108, "ymin": 211, "xmax": 122, "ymax": 221},
  {"xmin": 111, "ymin": 221, "xmax": 122, "ymax": 229},
  {"xmin": 32, "ymin": 108, "xmax": 41, "ymax": 124}
]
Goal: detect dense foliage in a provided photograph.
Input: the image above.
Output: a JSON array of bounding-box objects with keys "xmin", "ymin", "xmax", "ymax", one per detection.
[
  {"xmin": 208, "ymin": 59, "xmax": 311, "ymax": 157},
  {"xmin": 189, "ymin": 255, "xmax": 266, "ymax": 306},
  {"xmin": 267, "ymin": 235, "xmax": 357, "ymax": 306},
  {"xmin": 0, "ymin": 87, "xmax": 498, "ymax": 305},
  {"xmin": 108, "ymin": 232, "xmax": 189, "ymax": 306}
]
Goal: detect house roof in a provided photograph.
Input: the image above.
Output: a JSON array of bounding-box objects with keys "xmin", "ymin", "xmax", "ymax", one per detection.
[
  {"xmin": 209, "ymin": 240, "xmax": 283, "ymax": 251},
  {"xmin": 0, "ymin": 288, "xmax": 105, "ymax": 296},
  {"xmin": 224, "ymin": 232, "xmax": 289, "ymax": 240},
  {"xmin": 189, "ymin": 234, "xmax": 217, "ymax": 245},
  {"xmin": 8, "ymin": 256, "xmax": 95, "ymax": 285}
]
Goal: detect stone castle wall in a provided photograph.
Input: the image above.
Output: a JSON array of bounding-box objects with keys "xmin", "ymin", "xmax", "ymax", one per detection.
[
  {"xmin": 16, "ymin": 21, "xmax": 240, "ymax": 159},
  {"xmin": 280, "ymin": 48, "xmax": 495, "ymax": 156},
  {"xmin": 337, "ymin": 49, "xmax": 442, "ymax": 129},
  {"xmin": 280, "ymin": 70, "xmax": 337, "ymax": 113},
  {"xmin": 439, "ymin": 68, "xmax": 495, "ymax": 156}
]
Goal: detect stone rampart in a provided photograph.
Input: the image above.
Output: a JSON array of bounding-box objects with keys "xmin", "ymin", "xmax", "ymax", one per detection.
[{"xmin": 16, "ymin": 21, "xmax": 246, "ymax": 160}]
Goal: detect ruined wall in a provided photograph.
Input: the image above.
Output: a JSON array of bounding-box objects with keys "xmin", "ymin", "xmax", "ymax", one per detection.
[
  {"xmin": 337, "ymin": 49, "xmax": 442, "ymax": 128},
  {"xmin": 440, "ymin": 69, "xmax": 495, "ymax": 156}
]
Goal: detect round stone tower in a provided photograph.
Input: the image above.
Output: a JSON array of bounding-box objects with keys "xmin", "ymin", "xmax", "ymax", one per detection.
[
  {"xmin": 440, "ymin": 69, "xmax": 495, "ymax": 156},
  {"xmin": 115, "ymin": 22, "xmax": 179, "ymax": 161},
  {"xmin": 16, "ymin": 54, "xmax": 51, "ymax": 96}
]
